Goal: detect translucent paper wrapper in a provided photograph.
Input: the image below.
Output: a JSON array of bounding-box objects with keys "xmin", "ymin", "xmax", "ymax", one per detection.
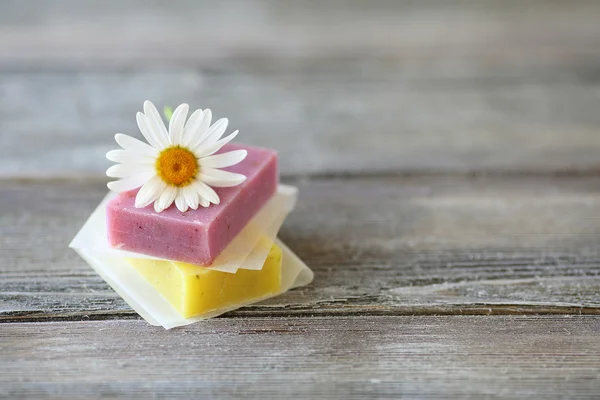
[{"xmin": 70, "ymin": 185, "xmax": 314, "ymax": 329}]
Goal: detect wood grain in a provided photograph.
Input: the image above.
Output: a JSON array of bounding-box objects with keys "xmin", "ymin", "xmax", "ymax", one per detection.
[
  {"xmin": 3, "ymin": 2, "xmax": 600, "ymax": 397},
  {"xmin": 1, "ymin": 316, "xmax": 599, "ymax": 399},
  {"xmin": 2, "ymin": 71, "xmax": 600, "ymax": 178},
  {"xmin": 2, "ymin": 176, "xmax": 600, "ymax": 321},
  {"xmin": 3, "ymin": 1, "xmax": 600, "ymax": 176},
  {"xmin": 1, "ymin": 0, "xmax": 599, "ymax": 77}
]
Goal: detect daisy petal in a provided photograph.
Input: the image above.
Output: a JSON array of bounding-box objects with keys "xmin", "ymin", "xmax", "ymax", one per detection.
[
  {"xmin": 155, "ymin": 186, "xmax": 178, "ymax": 213},
  {"xmin": 182, "ymin": 185, "xmax": 199, "ymax": 210},
  {"xmin": 201, "ymin": 117, "xmax": 229, "ymax": 147},
  {"xmin": 168, "ymin": 103, "xmax": 189, "ymax": 145},
  {"xmin": 175, "ymin": 195, "xmax": 188, "ymax": 212},
  {"xmin": 198, "ymin": 196, "xmax": 210, "ymax": 208},
  {"xmin": 106, "ymin": 149, "xmax": 154, "ymax": 165},
  {"xmin": 137, "ymin": 112, "xmax": 168, "ymax": 150},
  {"xmin": 143, "ymin": 100, "xmax": 169, "ymax": 139},
  {"xmin": 192, "ymin": 180, "xmax": 220, "ymax": 205},
  {"xmin": 186, "ymin": 109, "xmax": 213, "ymax": 150},
  {"xmin": 107, "ymin": 171, "xmax": 155, "ymax": 193},
  {"xmin": 199, "ymin": 167, "xmax": 246, "ymax": 187},
  {"xmin": 194, "ymin": 130, "xmax": 239, "ymax": 158},
  {"xmin": 181, "ymin": 108, "xmax": 203, "ymax": 147},
  {"xmin": 106, "ymin": 149, "xmax": 129, "ymax": 163},
  {"xmin": 106, "ymin": 163, "xmax": 153, "ymax": 178},
  {"xmin": 135, "ymin": 176, "xmax": 166, "ymax": 208},
  {"xmin": 152, "ymin": 188, "xmax": 168, "ymax": 212},
  {"xmin": 199, "ymin": 149, "xmax": 247, "ymax": 169},
  {"xmin": 198, "ymin": 195, "xmax": 210, "ymax": 208},
  {"xmin": 114, "ymin": 134, "xmax": 158, "ymax": 157}
]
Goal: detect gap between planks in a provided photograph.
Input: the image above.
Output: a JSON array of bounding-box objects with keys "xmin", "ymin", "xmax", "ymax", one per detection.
[
  {"xmin": 2, "ymin": 303, "xmax": 600, "ymax": 325},
  {"xmin": 4, "ymin": 167, "xmax": 600, "ymax": 185}
]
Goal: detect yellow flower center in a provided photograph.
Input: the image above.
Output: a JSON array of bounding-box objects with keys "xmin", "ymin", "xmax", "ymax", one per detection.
[{"xmin": 155, "ymin": 146, "xmax": 198, "ymax": 187}]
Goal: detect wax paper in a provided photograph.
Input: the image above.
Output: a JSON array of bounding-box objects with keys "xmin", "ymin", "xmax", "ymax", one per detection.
[{"xmin": 73, "ymin": 238, "xmax": 313, "ymax": 329}]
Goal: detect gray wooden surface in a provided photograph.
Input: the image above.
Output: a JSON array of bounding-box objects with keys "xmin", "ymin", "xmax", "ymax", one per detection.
[
  {"xmin": 2, "ymin": 1, "xmax": 600, "ymax": 399},
  {"xmin": 2, "ymin": 316, "xmax": 600, "ymax": 399}
]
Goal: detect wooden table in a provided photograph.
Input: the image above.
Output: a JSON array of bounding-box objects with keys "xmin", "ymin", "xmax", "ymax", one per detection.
[{"xmin": 2, "ymin": 1, "xmax": 600, "ymax": 398}]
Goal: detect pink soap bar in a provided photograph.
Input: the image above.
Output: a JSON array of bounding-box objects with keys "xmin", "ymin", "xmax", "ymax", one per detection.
[{"xmin": 106, "ymin": 143, "xmax": 278, "ymax": 266}]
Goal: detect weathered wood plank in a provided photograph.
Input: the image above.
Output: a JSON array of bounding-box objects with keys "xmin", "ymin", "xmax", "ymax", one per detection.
[
  {"xmin": 1, "ymin": 0, "xmax": 599, "ymax": 78},
  {"xmin": 1, "ymin": 316, "xmax": 599, "ymax": 399},
  {"xmin": 2, "ymin": 176, "xmax": 600, "ymax": 321},
  {"xmin": 2, "ymin": 71, "xmax": 600, "ymax": 177}
]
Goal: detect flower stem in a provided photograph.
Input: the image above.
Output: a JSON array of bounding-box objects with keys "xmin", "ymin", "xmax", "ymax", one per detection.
[{"xmin": 163, "ymin": 106, "xmax": 174, "ymax": 121}]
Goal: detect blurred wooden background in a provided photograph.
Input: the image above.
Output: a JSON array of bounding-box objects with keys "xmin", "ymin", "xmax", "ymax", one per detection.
[{"xmin": 2, "ymin": 1, "xmax": 600, "ymax": 398}]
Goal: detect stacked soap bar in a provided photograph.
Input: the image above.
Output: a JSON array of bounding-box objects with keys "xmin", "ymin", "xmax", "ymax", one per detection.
[
  {"xmin": 105, "ymin": 143, "xmax": 283, "ymax": 319},
  {"xmin": 128, "ymin": 243, "xmax": 282, "ymax": 318},
  {"xmin": 107, "ymin": 144, "xmax": 278, "ymax": 266}
]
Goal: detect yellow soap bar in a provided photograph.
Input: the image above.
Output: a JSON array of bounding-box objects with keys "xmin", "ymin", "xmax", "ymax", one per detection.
[{"xmin": 128, "ymin": 244, "xmax": 282, "ymax": 318}]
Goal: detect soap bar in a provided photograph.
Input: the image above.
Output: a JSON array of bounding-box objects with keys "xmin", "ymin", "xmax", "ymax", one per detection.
[
  {"xmin": 128, "ymin": 242, "xmax": 282, "ymax": 318},
  {"xmin": 106, "ymin": 144, "xmax": 278, "ymax": 265}
]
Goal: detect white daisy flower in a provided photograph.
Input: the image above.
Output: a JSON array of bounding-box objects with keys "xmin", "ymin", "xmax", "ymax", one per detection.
[{"xmin": 106, "ymin": 101, "xmax": 247, "ymax": 213}]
